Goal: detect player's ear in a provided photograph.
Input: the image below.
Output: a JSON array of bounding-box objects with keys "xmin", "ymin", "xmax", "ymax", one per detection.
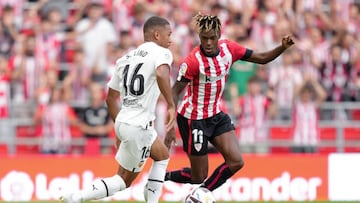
[{"xmin": 154, "ymin": 30, "xmax": 160, "ymax": 40}]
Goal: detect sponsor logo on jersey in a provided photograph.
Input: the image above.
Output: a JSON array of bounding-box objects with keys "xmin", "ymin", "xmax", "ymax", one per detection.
[{"xmin": 123, "ymin": 98, "xmax": 140, "ymax": 107}]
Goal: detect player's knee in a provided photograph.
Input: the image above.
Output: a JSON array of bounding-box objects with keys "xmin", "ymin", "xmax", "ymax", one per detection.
[{"xmin": 229, "ymin": 158, "xmax": 244, "ymax": 172}]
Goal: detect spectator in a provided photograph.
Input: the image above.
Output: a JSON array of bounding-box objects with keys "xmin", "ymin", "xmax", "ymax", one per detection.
[
  {"xmin": 75, "ymin": 1, "xmax": 117, "ymax": 83},
  {"xmin": 80, "ymin": 82, "xmax": 113, "ymax": 154},
  {"xmin": 35, "ymin": 69, "xmax": 62, "ymax": 106},
  {"xmin": 320, "ymin": 45, "xmax": 352, "ymax": 102},
  {"xmin": 291, "ymin": 75, "xmax": 326, "ymax": 153},
  {"xmin": 35, "ymin": 15, "xmax": 65, "ymax": 72},
  {"xmin": 128, "ymin": 2, "xmax": 147, "ymax": 46},
  {"xmin": 118, "ymin": 30, "xmax": 135, "ymax": 53},
  {"xmin": 0, "ymin": 0, "xmax": 23, "ymax": 28},
  {"xmin": 237, "ymin": 76, "xmax": 276, "ymax": 154},
  {"xmin": 269, "ymin": 50, "xmax": 303, "ymax": 120},
  {"xmin": 0, "ymin": 5, "xmax": 18, "ymax": 58},
  {"xmin": 0, "ymin": 54, "xmax": 10, "ymax": 118},
  {"xmin": 9, "ymin": 31, "xmax": 37, "ymax": 103},
  {"xmin": 33, "ymin": 84, "xmax": 79, "ymax": 154},
  {"xmin": 226, "ymin": 24, "xmax": 258, "ymax": 117},
  {"xmin": 63, "ymin": 48, "xmax": 91, "ymax": 106}
]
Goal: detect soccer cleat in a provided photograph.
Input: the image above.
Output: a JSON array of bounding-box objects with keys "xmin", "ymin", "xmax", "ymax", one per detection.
[{"xmin": 59, "ymin": 193, "xmax": 83, "ymax": 203}]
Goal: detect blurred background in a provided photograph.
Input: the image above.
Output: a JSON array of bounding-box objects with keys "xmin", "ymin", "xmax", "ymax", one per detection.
[
  {"xmin": 0, "ymin": 0, "xmax": 360, "ymax": 202},
  {"xmin": 0, "ymin": 0, "xmax": 359, "ymax": 156}
]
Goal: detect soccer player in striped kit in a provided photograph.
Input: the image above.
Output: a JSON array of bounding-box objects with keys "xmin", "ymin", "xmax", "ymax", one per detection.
[{"xmin": 164, "ymin": 13, "xmax": 294, "ymax": 191}]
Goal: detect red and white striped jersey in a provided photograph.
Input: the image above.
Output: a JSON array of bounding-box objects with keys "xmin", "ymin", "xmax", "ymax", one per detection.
[
  {"xmin": 238, "ymin": 94, "xmax": 271, "ymax": 143},
  {"xmin": 0, "ymin": 74, "xmax": 10, "ymax": 118},
  {"xmin": 269, "ymin": 65, "xmax": 303, "ymax": 108},
  {"xmin": 177, "ymin": 39, "xmax": 252, "ymax": 120},
  {"xmin": 292, "ymin": 101, "xmax": 320, "ymax": 145}
]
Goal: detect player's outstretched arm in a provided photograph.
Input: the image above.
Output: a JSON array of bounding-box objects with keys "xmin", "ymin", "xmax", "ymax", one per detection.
[
  {"xmin": 156, "ymin": 64, "xmax": 176, "ymax": 133},
  {"xmin": 245, "ymin": 35, "xmax": 295, "ymax": 64}
]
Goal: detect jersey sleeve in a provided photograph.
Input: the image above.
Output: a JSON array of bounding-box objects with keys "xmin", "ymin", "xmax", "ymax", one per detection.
[
  {"xmin": 107, "ymin": 61, "xmax": 122, "ymax": 92},
  {"xmin": 176, "ymin": 53, "xmax": 199, "ymax": 81},
  {"xmin": 154, "ymin": 48, "xmax": 173, "ymax": 68},
  {"xmin": 226, "ymin": 40, "xmax": 253, "ymax": 62}
]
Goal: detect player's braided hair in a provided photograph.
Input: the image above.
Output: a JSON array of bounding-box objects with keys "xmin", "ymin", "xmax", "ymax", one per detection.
[{"xmin": 192, "ymin": 13, "xmax": 222, "ymax": 34}]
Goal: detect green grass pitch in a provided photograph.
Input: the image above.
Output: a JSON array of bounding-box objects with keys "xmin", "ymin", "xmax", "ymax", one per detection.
[{"xmin": 3, "ymin": 201, "xmax": 360, "ymax": 203}]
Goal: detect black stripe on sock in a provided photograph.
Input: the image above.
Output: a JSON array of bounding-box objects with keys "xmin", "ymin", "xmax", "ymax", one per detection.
[
  {"xmin": 148, "ymin": 178, "xmax": 164, "ymax": 183},
  {"xmin": 101, "ymin": 179, "xmax": 109, "ymax": 197}
]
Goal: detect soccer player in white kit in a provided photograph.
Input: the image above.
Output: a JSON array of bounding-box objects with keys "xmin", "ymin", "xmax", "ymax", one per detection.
[{"xmin": 60, "ymin": 16, "xmax": 176, "ymax": 203}]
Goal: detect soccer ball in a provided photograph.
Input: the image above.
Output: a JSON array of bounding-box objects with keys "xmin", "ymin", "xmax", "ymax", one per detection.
[{"xmin": 183, "ymin": 187, "xmax": 216, "ymax": 203}]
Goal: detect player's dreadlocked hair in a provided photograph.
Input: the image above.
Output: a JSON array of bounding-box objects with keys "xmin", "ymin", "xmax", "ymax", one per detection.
[{"xmin": 191, "ymin": 13, "xmax": 222, "ymax": 34}]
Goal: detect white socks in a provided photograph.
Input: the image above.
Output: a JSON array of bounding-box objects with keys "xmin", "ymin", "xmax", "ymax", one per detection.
[
  {"xmin": 70, "ymin": 159, "xmax": 168, "ymax": 203},
  {"xmin": 146, "ymin": 159, "xmax": 169, "ymax": 203},
  {"xmin": 79, "ymin": 174, "xmax": 126, "ymax": 201}
]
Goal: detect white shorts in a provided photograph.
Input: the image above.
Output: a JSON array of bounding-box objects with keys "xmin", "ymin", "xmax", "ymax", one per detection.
[{"xmin": 114, "ymin": 121, "xmax": 157, "ymax": 172}]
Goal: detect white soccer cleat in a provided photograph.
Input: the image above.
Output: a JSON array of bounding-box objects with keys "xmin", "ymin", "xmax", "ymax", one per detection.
[{"xmin": 59, "ymin": 193, "xmax": 83, "ymax": 203}]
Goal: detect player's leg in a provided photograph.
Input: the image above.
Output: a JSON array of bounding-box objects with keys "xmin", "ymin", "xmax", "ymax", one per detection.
[
  {"xmin": 165, "ymin": 114, "xmax": 209, "ymax": 184},
  {"xmin": 60, "ymin": 122, "xmax": 149, "ymax": 203},
  {"xmin": 60, "ymin": 155, "xmax": 136, "ymax": 203},
  {"xmin": 201, "ymin": 112, "xmax": 244, "ymax": 191},
  {"xmin": 145, "ymin": 132, "xmax": 170, "ymax": 203},
  {"xmin": 71, "ymin": 165, "xmax": 136, "ymax": 202}
]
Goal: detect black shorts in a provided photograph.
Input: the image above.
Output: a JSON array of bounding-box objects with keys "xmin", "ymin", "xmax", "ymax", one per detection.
[{"xmin": 177, "ymin": 112, "xmax": 235, "ymax": 156}]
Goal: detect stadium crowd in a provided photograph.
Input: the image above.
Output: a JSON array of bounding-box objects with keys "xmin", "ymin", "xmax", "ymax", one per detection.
[{"xmin": 0, "ymin": 0, "xmax": 359, "ymax": 154}]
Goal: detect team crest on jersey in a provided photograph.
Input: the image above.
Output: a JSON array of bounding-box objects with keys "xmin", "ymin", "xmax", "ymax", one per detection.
[{"xmin": 194, "ymin": 143, "xmax": 202, "ymax": 152}]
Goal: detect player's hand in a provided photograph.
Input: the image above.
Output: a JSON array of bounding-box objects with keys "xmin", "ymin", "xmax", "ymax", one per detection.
[
  {"xmin": 282, "ymin": 35, "xmax": 295, "ymax": 49},
  {"xmin": 165, "ymin": 107, "xmax": 176, "ymax": 133},
  {"xmin": 164, "ymin": 127, "xmax": 176, "ymax": 150}
]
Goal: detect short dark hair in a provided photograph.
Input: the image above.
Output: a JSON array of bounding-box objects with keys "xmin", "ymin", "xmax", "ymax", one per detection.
[
  {"xmin": 143, "ymin": 16, "xmax": 170, "ymax": 34},
  {"xmin": 2, "ymin": 4, "xmax": 13, "ymax": 13}
]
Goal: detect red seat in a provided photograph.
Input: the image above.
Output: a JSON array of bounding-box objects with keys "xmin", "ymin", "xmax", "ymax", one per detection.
[
  {"xmin": 344, "ymin": 147, "xmax": 360, "ymax": 152},
  {"xmin": 318, "ymin": 147, "xmax": 337, "ymax": 154},
  {"xmin": 320, "ymin": 127, "xmax": 337, "ymax": 140},
  {"xmin": 351, "ymin": 109, "xmax": 360, "ymax": 120},
  {"xmin": 70, "ymin": 126, "xmax": 83, "ymax": 138},
  {"xmin": 0, "ymin": 144, "xmax": 8, "ymax": 154},
  {"xmin": 16, "ymin": 126, "xmax": 39, "ymax": 154},
  {"xmin": 318, "ymin": 127, "xmax": 337, "ymax": 154},
  {"xmin": 344, "ymin": 128, "xmax": 360, "ymax": 139},
  {"xmin": 271, "ymin": 147, "xmax": 290, "ymax": 153},
  {"xmin": 344, "ymin": 128, "xmax": 360, "ymax": 152},
  {"xmin": 269, "ymin": 127, "xmax": 291, "ymax": 153},
  {"xmin": 270, "ymin": 127, "xmax": 292, "ymax": 139},
  {"xmin": 84, "ymin": 139, "xmax": 101, "ymax": 155}
]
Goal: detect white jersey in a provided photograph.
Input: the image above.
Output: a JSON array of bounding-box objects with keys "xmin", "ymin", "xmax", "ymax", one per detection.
[{"xmin": 107, "ymin": 42, "xmax": 173, "ymax": 128}]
